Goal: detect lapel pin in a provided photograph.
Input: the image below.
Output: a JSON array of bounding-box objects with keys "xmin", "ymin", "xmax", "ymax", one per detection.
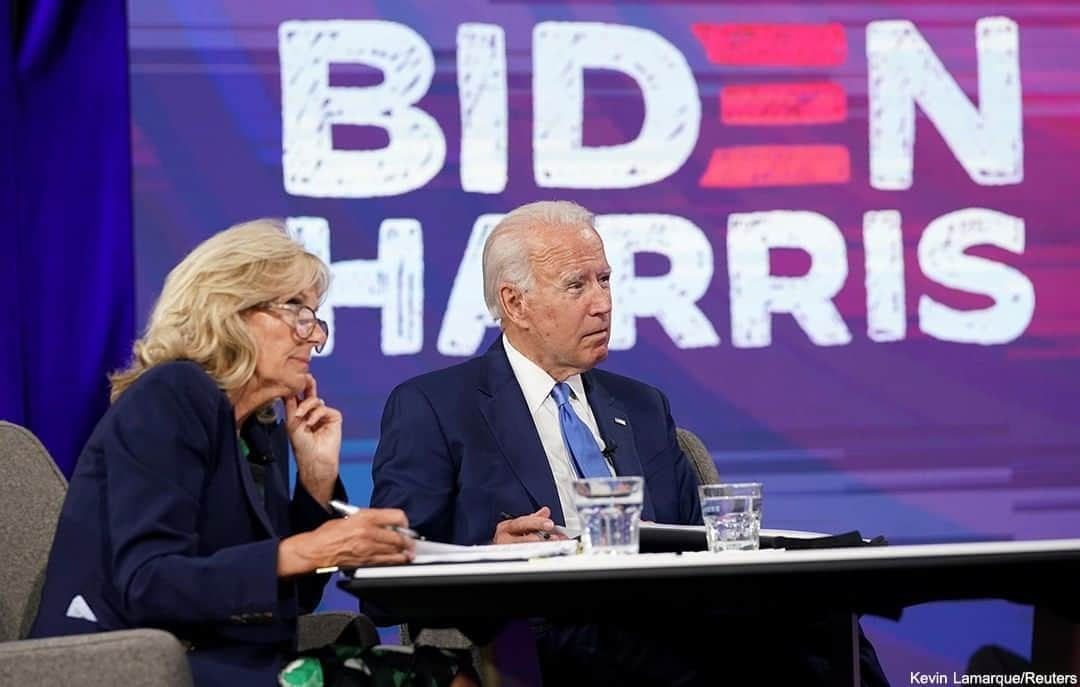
[{"xmin": 614, "ymin": 417, "xmax": 627, "ymax": 426}]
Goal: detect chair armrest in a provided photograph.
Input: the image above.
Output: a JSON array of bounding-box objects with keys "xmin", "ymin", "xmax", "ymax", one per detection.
[
  {"xmin": 296, "ymin": 611, "xmax": 378, "ymax": 652},
  {"xmin": 408, "ymin": 626, "xmax": 476, "ymax": 650},
  {"xmin": 0, "ymin": 629, "xmax": 192, "ymax": 686},
  {"xmin": 402, "ymin": 625, "xmax": 484, "ymax": 679}
]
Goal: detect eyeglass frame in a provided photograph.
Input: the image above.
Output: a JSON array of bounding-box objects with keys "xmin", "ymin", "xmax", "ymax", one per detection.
[{"xmin": 257, "ymin": 302, "xmax": 329, "ymax": 353}]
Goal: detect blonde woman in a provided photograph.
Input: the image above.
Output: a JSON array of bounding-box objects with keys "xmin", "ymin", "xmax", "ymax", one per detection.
[{"xmin": 29, "ymin": 221, "xmax": 472, "ymax": 686}]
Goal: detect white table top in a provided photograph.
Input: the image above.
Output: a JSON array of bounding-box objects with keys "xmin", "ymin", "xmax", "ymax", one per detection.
[{"xmin": 347, "ymin": 537, "xmax": 1080, "ymax": 582}]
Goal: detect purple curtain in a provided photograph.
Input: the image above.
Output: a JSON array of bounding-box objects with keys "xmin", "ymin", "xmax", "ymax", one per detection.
[{"xmin": 1, "ymin": 0, "xmax": 135, "ymax": 476}]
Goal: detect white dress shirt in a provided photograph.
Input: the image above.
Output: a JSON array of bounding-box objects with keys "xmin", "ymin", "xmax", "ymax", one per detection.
[{"xmin": 502, "ymin": 334, "xmax": 612, "ymax": 532}]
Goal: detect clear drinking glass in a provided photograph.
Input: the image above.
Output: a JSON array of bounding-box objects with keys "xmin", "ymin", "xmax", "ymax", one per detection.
[
  {"xmin": 699, "ymin": 482, "xmax": 763, "ymax": 552},
  {"xmin": 572, "ymin": 476, "xmax": 644, "ymax": 554}
]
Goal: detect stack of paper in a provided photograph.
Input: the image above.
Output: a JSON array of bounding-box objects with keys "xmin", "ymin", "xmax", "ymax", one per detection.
[{"xmin": 412, "ymin": 539, "xmax": 579, "ymax": 564}]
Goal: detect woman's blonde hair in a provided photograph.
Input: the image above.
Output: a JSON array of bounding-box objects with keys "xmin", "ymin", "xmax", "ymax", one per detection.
[{"xmin": 110, "ymin": 219, "xmax": 330, "ymax": 405}]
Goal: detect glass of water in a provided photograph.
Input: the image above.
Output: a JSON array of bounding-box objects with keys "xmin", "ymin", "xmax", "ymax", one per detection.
[
  {"xmin": 699, "ymin": 482, "xmax": 763, "ymax": 552},
  {"xmin": 572, "ymin": 476, "xmax": 644, "ymax": 554}
]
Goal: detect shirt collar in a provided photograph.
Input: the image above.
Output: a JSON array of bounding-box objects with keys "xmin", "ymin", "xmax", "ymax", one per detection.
[{"xmin": 502, "ymin": 334, "xmax": 588, "ymax": 413}]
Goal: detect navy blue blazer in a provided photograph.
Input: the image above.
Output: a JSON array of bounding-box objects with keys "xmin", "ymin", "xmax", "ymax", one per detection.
[
  {"xmin": 371, "ymin": 339, "xmax": 702, "ymax": 545},
  {"xmin": 30, "ymin": 361, "xmax": 342, "ymax": 686}
]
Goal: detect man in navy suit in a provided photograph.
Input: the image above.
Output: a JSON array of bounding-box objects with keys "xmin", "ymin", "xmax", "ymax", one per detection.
[
  {"xmin": 371, "ymin": 200, "xmax": 712, "ymax": 684},
  {"xmin": 371, "ymin": 201, "xmax": 893, "ymax": 686},
  {"xmin": 371, "ymin": 200, "xmax": 701, "ymax": 547}
]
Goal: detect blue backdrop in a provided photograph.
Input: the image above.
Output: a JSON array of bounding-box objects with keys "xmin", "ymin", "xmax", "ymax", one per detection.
[{"xmin": 0, "ymin": 0, "xmax": 134, "ymax": 476}]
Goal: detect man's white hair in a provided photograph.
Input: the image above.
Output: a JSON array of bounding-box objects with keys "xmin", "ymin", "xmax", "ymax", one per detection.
[{"xmin": 481, "ymin": 200, "xmax": 596, "ymax": 321}]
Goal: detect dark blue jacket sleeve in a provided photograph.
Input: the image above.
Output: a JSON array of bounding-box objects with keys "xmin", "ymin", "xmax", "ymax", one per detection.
[
  {"xmin": 370, "ymin": 383, "xmax": 458, "ymax": 543},
  {"xmin": 290, "ymin": 476, "xmax": 345, "ymax": 613},
  {"xmin": 653, "ymin": 388, "xmax": 704, "ymax": 526}
]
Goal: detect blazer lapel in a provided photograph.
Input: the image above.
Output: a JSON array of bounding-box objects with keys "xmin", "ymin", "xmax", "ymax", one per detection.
[
  {"xmin": 584, "ymin": 372, "xmax": 656, "ymax": 521},
  {"xmin": 236, "ymin": 419, "xmax": 278, "ymax": 536},
  {"xmin": 476, "ymin": 340, "xmax": 565, "ymax": 523}
]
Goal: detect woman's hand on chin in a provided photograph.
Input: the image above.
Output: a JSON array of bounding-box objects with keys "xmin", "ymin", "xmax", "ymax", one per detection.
[{"xmin": 285, "ymin": 374, "xmax": 342, "ymax": 504}]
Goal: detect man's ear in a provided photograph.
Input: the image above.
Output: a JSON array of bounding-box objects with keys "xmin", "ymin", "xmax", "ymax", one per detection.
[{"xmin": 499, "ymin": 284, "xmax": 529, "ymax": 329}]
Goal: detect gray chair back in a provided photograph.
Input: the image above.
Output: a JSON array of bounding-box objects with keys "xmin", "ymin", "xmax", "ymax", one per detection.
[
  {"xmin": 0, "ymin": 629, "xmax": 194, "ymax": 686},
  {"xmin": 676, "ymin": 426, "xmax": 720, "ymax": 484},
  {"xmin": 0, "ymin": 421, "xmax": 68, "ymax": 640}
]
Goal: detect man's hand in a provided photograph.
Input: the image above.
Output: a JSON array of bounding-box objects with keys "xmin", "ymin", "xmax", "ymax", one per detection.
[{"xmin": 491, "ymin": 506, "xmax": 568, "ymax": 544}]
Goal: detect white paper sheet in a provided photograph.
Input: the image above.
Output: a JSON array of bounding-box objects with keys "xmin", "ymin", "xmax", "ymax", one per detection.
[{"xmin": 409, "ymin": 539, "xmax": 579, "ymax": 565}]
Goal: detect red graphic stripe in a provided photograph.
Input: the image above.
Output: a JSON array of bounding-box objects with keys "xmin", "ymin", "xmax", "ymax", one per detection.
[
  {"xmin": 699, "ymin": 145, "xmax": 851, "ymax": 188},
  {"xmin": 721, "ymin": 82, "xmax": 847, "ymax": 126},
  {"xmin": 691, "ymin": 23, "xmax": 846, "ymax": 67}
]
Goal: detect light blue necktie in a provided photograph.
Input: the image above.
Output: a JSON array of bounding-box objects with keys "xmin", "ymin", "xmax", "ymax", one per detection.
[{"xmin": 551, "ymin": 382, "xmax": 609, "ymax": 478}]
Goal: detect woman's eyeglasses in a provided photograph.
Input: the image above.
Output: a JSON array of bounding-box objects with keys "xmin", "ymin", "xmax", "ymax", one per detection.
[{"xmin": 259, "ymin": 303, "xmax": 329, "ymax": 353}]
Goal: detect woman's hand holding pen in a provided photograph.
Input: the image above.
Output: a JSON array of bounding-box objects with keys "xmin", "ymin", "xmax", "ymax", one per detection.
[
  {"xmin": 277, "ymin": 508, "xmax": 415, "ymax": 576},
  {"xmin": 491, "ymin": 506, "xmax": 568, "ymax": 544}
]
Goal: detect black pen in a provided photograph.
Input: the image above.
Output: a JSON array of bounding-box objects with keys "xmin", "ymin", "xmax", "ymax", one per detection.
[{"xmin": 499, "ymin": 511, "xmax": 555, "ymax": 540}]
